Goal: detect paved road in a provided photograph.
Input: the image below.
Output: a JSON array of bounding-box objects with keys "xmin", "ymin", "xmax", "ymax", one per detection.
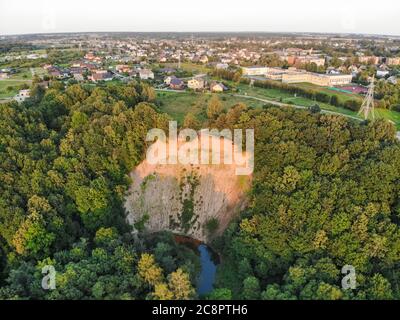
[
  {"xmin": 0, "ymin": 79, "xmax": 32, "ymax": 82},
  {"xmin": 155, "ymin": 88, "xmax": 189, "ymax": 93}
]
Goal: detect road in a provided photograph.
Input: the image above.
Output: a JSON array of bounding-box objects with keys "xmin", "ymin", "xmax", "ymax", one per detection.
[{"xmin": 233, "ymin": 94, "xmax": 362, "ymax": 121}]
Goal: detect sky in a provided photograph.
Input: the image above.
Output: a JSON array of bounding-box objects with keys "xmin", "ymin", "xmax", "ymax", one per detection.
[{"xmin": 0, "ymin": 0, "xmax": 399, "ymax": 36}]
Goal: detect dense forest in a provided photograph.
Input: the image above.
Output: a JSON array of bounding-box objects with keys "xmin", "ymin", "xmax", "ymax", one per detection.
[
  {"xmin": 208, "ymin": 104, "xmax": 400, "ymax": 299},
  {"xmin": 1, "ymin": 80, "xmax": 400, "ymax": 300}
]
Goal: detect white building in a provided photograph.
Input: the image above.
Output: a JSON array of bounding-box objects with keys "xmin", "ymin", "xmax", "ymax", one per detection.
[
  {"xmin": 139, "ymin": 69, "xmax": 154, "ymax": 80},
  {"xmin": 241, "ymin": 66, "xmax": 269, "ymax": 76},
  {"xmin": 187, "ymin": 77, "xmax": 205, "ymax": 90},
  {"xmin": 14, "ymin": 89, "xmax": 30, "ymax": 103},
  {"xmin": 377, "ymin": 70, "xmax": 390, "ymax": 78}
]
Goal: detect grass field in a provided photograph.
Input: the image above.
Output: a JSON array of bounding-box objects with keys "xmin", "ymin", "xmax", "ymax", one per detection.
[
  {"xmin": 0, "ymin": 80, "xmax": 31, "ymax": 99},
  {"xmin": 156, "ymin": 90, "xmax": 266, "ymax": 124},
  {"xmin": 157, "ymin": 80, "xmax": 400, "ymax": 129},
  {"xmin": 232, "ymin": 82, "xmax": 361, "ymax": 116},
  {"xmin": 291, "ymin": 82, "xmax": 362, "ymax": 103},
  {"xmin": 163, "ymin": 62, "xmax": 212, "ymax": 74}
]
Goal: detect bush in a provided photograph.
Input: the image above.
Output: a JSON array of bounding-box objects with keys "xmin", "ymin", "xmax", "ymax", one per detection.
[
  {"xmin": 309, "ymin": 104, "xmax": 321, "ymax": 113},
  {"xmin": 205, "ymin": 218, "xmax": 219, "ymax": 235}
]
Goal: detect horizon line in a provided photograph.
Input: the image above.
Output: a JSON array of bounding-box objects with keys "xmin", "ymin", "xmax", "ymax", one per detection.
[{"xmin": 1, "ymin": 30, "xmax": 400, "ymax": 38}]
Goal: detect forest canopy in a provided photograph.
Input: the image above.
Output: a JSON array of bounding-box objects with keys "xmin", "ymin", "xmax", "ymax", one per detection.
[{"xmin": 1, "ymin": 81, "xmax": 400, "ymax": 300}]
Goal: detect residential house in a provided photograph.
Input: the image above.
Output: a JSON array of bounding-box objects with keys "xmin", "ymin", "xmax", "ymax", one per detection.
[
  {"xmin": 14, "ymin": 89, "xmax": 30, "ymax": 103},
  {"xmin": 210, "ymin": 82, "xmax": 227, "ymax": 92},
  {"xmin": 0, "ymin": 72, "xmax": 9, "ymax": 79},
  {"xmin": 116, "ymin": 65, "xmax": 132, "ymax": 73},
  {"xmin": 169, "ymin": 78, "xmax": 185, "ymax": 90},
  {"xmin": 90, "ymin": 70, "xmax": 113, "ymax": 82},
  {"xmin": 74, "ymin": 74, "xmax": 85, "ymax": 81},
  {"xmin": 164, "ymin": 75, "xmax": 177, "ymax": 85},
  {"xmin": 138, "ymin": 69, "xmax": 154, "ymax": 80},
  {"xmin": 187, "ymin": 77, "xmax": 205, "ymax": 90}
]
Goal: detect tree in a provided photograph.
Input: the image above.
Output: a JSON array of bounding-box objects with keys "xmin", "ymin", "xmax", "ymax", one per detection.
[
  {"xmin": 167, "ymin": 268, "xmax": 195, "ymax": 300},
  {"xmin": 207, "ymin": 95, "xmax": 223, "ymax": 119},
  {"xmin": 138, "ymin": 253, "xmax": 163, "ymax": 286},
  {"xmin": 207, "ymin": 288, "xmax": 232, "ymax": 300},
  {"xmin": 183, "ymin": 113, "xmax": 201, "ymax": 130},
  {"xmin": 242, "ymin": 276, "xmax": 261, "ymax": 299}
]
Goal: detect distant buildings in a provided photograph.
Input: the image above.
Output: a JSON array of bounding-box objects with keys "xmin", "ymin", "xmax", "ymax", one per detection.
[
  {"xmin": 284, "ymin": 55, "xmax": 325, "ymax": 67},
  {"xmin": 241, "ymin": 66, "xmax": 269, "ymax": 76},
  {"xmin": 358, "ymin": 56, "xmax": 380, "ymax": 65},
  {"xmin": 282, "ymin": 71, "xmax": 352, "ymax": 86},
  {"xmin": 245, "ymin": 66, "xmax": 353, "ymax": 86}
]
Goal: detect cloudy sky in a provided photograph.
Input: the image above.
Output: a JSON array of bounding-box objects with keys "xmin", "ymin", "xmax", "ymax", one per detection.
[{"xmin": 0, "ymin": 0, "xmax": 399, "ymax": 36}]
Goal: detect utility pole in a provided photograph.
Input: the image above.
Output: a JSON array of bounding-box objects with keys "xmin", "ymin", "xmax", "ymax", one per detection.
[{"xmin": 358, "ymin": 76, "xmax": 375, "ymax": 120}]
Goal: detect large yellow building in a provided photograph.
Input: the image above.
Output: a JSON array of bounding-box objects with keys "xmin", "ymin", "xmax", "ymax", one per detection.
[
  {"xmin": 282, "ymin": 71, "xmax": 352, "ymax": 86},
  {"xmin": 241, "ymin": 66, "xmax": 269, "ymax": 76},
  {"xmin": 245, "ymin": 66, "xmax": 352, "ymax": 86}
]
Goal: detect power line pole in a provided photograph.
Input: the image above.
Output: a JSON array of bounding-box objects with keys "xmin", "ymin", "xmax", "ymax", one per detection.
[{"xmin": 358, "ymin": 76, "xmax": 375, "ymax": 120}]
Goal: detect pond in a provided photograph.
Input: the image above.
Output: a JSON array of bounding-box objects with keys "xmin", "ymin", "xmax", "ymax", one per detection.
[
  {"xmin": 174, "ymin": 235, "xmax": 219, "ymax": 295},
  {"xmin": 197, "ymin": 244, "xmax": 218, "ymax": 295}
]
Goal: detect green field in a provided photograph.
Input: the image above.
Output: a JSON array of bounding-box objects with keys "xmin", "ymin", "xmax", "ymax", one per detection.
[
  {"xmin": 156, "ymin": 90, "xmax": 266, "ymax": 123},
  {"xmin": 0, "ymin": 80, "xmax": 31, "ymax": 99},
  {"xmin": 233, "ymin": 82, "xmax": 361, "ymax": 116},
  {"xmin": 291, "ymin": 82, "xmax": 362, "ymax": 103},
  {"xmin": 231, "ymin": 82, "xmax": 400, "ymax": 128},
  {"xmin": 157, "ymin": 80, "xmax": 400, "ymax": 129},
  {"xmin": 163, "ymin": 62, "xmax": 212, "ymax": 74}
]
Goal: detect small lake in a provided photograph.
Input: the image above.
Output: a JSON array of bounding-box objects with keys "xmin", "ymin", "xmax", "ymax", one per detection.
[
  {"xmin": 174, "ymin": 235, "xmax": 219, "ymax": 295},
  {"xmin": 197, "ymin": 244, "xmax": 218, "ymax": 295}
]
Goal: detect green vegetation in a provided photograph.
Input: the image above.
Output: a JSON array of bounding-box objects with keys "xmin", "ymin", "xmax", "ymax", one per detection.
[
  {"xmin": 0, "ymin": 80, "xmax": 31, "ymax": 98},
  {"xmin": 0, "ymin": 82, "xmax": 198, "ymax": 300},
  {"xmin": 205, "ymin": 218, "xmax": 219, "ymax": 236},
  {"xmin": 1, "ymin": 74, "xmax": 400, "ymax": 300},
  {"xmin": 209, "ymin": 104, "xmax": 400, "ymax": 300},
  {"xmin": 156, "ymin": 91, "xmax": 265, "ymax": 124},
  {"xmin": 163, "ymin": 62, "xmax": 212, "ymax": 74}
]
